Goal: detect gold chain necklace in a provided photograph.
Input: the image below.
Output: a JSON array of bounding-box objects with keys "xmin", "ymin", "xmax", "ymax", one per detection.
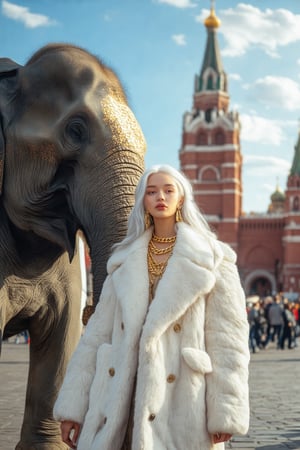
[
  {"xmin": 149, "ymin": 239, "xmax": 175, "ymax": 255},
  {"xmin": 147, "ymin": 235, "xmax": 176, "ymax": 288},
  {"xmin": 147, "ymin": 251, "xmax": 168, "ymax": 277},
  {"xmin": 152, "ymin": 234, "xmax": 176, "ymax": 243}
]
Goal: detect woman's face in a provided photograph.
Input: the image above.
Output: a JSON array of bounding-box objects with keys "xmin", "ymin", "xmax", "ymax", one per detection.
[{"xmin": 143, "ymin": 172, "xmax": 183, "ymax": 222}]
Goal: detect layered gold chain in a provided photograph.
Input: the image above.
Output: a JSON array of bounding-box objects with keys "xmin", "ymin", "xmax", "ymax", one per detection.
[
  {"xmin": 152, "ymin": 234, "xmax": 176, "ymax": 243},
  {"xmin": 147, "ymin": 234, "xmax": 176, "ymax": 296},
  {"xmin": 149, "ymin": 239, "xmax": 175, "ymax": 255}
]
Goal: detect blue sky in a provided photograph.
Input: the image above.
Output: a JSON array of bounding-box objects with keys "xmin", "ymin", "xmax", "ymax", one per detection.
[{"xmin": 1, "ymin": 0, "xmax": 300, "ymax": 213}]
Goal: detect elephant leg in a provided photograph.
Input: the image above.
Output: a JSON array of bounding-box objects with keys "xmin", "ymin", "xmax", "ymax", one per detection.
[{"xmin": 16, "ymin": 276, "xmax": 82, "ymax": 449}]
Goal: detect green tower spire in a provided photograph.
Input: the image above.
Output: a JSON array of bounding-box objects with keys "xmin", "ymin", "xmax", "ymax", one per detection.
[
  {"xmin": 290, "ymin": 129, "xmax": 300, "ymax": 175},
  {"xmin": 197, "ymin": 1, "xmax": 227, "ymax": 92}
]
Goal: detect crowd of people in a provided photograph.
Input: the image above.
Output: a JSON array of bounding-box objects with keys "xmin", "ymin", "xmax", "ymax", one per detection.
[{"xmin": 247, "ymin": 294, "xmax": 300, "ymax": 353}]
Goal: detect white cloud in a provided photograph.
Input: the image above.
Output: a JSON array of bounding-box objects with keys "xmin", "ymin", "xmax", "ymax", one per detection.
[
  {"xmin": 240, "ymin": 114, "xmax": 285, "ymax": 146},
  {"xmin": 248, "ymin": 76, "xmax": 300, "ymax": 111},
  {"xmin": 2, "ymin": 0, "xmax": 56, "ymax": 28},
  {"xmin": 228, "ymin": 73, "xmax": 241, "ymax": 81},
  {"xmin": 172, "ymin": 34, "xmax": 186, "ymax": 46},
  {"xmin": 231, "ymin": 102, "xmax": 242, "ymax": 111},
  {"xmin": 243, "ymin": 155, "xmax": 290, "ymax": 177},
  {"xmin": 156, "ymin": 0, "xmax": 197, "ymax": 8},
  {"xmin": 196, "ymin": 4, "xmax": 300, "ymax": 58}
]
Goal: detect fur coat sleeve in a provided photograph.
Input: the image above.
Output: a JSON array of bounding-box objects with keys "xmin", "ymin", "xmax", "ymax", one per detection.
[
  {"xmin": 205, "ymin": 242, "xmax": 250, "ymax": 435},
  {"xmin": 53, "ymin": 274, "xmax": 117, "ymax": 424}
]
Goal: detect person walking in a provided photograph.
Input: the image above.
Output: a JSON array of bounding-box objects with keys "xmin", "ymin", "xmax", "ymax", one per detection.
[
  {"xmin": 280, "ymin": 301, "xmax": 296, "ymax": 350},
  {"xmin": 248, "ymin": 300, "xmax": 262, "ymax": 353},
  {"xmin": 263, "ymin": 296, "xmax": 273, "ymax": 348},
  {"xmin": 291, "ymin": 302, "xmax": 300, "ymax": 347},
  {"xmin": 53, "ymin": 165, "xmax": 250, "ymax": 450},
  {"xmin": 268, "ymin": 295, "xmax": 283, "ymax": 348}
]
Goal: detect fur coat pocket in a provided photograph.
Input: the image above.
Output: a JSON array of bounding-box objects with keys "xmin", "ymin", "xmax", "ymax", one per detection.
[{"xmin": 182, "ymin": 348, "xmax": 213, "ymax": 374}]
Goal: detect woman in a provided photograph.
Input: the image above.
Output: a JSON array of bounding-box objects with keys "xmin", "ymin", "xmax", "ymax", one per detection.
[{"xmin": 54, "ymin": 165, "xmax": 250, "ymax": 450}]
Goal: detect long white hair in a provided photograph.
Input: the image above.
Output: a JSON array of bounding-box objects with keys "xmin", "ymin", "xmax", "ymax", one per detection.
[{"xmin": 112, "ymin": 164, "xmax": 216, "ymax": 251}]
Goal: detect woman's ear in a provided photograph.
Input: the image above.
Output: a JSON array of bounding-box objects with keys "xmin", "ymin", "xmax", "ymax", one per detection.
[{"xmin": 178, "ymin": 197, "xmax": 184, "ymax": 208}]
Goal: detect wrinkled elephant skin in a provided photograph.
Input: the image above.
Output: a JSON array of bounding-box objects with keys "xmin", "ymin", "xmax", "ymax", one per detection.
[{"xmin": 0, "ymin": 44, "xmax": 146, "ymax": 449}]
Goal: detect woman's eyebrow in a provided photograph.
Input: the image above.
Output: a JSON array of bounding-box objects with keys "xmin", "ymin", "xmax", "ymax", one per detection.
[{"xmin": 146, "ymin": 183, "xmax": 175, "ymax": 188}]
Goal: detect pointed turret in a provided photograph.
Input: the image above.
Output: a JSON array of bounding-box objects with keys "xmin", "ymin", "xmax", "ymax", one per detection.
[
  {"xmin": 286, "ymin": 128, "xmax": 300, "ymax": 196},
  {"xmin": 193, "ymin": 1, "xmax": 229, "ymax": 114},
  {"xmin": 290, "ymin": 129, "xmax": 300, "ymax": 176},
  {"xmin": 282, "ymin": 127, "xmax": 300, "ymax": 291},
  {"xmin": 196, "ymin": 1, "xmax": 227, "ymax": 95}
]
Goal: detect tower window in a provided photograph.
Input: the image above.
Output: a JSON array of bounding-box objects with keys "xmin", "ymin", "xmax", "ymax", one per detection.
[
  {"xmin": 205, "ymin": 109, "xmax": 212, "ymax": 123},
  {"xmin": 202, "ymin": 168, "xmax": 218, "ymax": 181},
  {"xmin": 199, "ymin": 165, "xmax": 220, "ymax": 182},
  {"xmin": 196, "ymin": 132, "xmax": 207, "ymax": 145},
  {"xmin": 293, "ymin": 196, "xmax": 299, "ymax": 211},
  {"xmin": 214, "ymin": 131, "xmax": 225, "ymax": 145},
  {"xmin": 207, "ymin": 75, "xmax": 214, "ymax": 90}
]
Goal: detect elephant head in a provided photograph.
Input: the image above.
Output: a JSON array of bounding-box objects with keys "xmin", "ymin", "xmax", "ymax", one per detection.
[{"xmin": 0, "ymin": 44, "xmax": 146, "ymax": 303}]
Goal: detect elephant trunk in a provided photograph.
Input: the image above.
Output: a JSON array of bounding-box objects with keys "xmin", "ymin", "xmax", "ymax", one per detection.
[
  {"xmin": 87, "ymin": 151, "xmax": 144, "ymax": 304},
  {"xmin": 78, "ymin": 92, "xmax": 146, "ymax": 305}
]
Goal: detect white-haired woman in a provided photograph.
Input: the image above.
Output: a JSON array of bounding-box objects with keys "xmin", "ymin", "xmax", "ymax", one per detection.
[{"xmin": 54, "ymin": 165, "xmax": 250, "ymax": 450}]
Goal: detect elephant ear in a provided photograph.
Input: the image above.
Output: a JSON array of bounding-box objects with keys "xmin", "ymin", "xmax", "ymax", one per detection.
[
  {"xmin": 0, "ymin": 115, "xmax": 4, "ymax": 196},
  {"xmin": 0, "ymin": 58, "xmax": 22, "ymax": 195}
]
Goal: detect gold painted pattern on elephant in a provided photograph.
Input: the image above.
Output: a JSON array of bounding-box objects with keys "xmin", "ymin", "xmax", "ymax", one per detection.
[{"xmin": 101, "ymin": 95, "xmax": 146, "ymax": 155}]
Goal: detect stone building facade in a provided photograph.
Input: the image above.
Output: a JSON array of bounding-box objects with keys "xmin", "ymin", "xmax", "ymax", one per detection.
[{"xmin": 179, "ymin": 5, "xmax": 300, "ymax": 297}]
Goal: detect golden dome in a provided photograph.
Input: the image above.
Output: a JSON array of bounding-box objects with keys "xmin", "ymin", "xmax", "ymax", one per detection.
[
  {"xmin": 204, "ymin": 7, "xmax": 221, "ymax": 29},
  {"xmin": 271, "ymin": 186, "xmax": 285, "ymax": 202}
]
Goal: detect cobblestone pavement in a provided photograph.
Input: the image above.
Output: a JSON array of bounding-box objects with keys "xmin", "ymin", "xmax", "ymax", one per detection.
[
  {"xmin": 1, "ymin": 340, "xmax": 300, "ymax": 450},
  {"xmin": 227, "ymin": 343, "xmax": 300, "ymax": 450},
  {"xmin": 0, "ymin": 339, "xmax": 29, "ymax": 450}
]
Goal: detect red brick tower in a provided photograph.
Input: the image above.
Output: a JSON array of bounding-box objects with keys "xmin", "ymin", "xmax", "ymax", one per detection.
[
  {"xmin": 179, "ymin": 3, "xmax": 242, "ymax": 249},
  {"xmin": 283, "ymin": 130, "xmax": 300, "ymax": 293}
]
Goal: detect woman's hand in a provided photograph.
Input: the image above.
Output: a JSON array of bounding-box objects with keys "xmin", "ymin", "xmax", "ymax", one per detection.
[
  {"xmin": 212, "ymin": 433, "xmax": 232, "ymax": 444},
  {"xmin": 60, "ymin": 420, "xmax": 81, "ymax": 449}
]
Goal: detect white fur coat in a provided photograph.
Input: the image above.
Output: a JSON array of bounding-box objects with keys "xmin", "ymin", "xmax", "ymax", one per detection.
[{"xmin": 54, "ymin": 223, "xmax": 250, "ymax": 450}]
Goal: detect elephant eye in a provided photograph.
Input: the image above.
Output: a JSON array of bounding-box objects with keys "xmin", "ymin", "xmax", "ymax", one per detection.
[{"xmin": 65, "ymin": 117, "xmax": 89, "ymax": 149}]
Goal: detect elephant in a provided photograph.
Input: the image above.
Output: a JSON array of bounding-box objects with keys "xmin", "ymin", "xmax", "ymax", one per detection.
[{"xmin": 0, "ymin": 43, "xmax": 146, "ymax": 449}]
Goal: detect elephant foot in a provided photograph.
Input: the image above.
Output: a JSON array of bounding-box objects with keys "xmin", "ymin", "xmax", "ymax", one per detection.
[{"xmin": 15, "ymin": 441, "xmax": 69, "ymax": 450}]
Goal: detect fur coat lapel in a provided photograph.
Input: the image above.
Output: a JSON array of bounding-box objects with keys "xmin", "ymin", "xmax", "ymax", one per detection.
[{"xmin": 108, "ymin": 223, "xmax": 219, "ymax": 343}]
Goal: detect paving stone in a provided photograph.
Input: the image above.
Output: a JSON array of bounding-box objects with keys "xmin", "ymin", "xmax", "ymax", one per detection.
[{"xmin": 1, "ymin": 340, "xmax": 300, "ymax": 449}]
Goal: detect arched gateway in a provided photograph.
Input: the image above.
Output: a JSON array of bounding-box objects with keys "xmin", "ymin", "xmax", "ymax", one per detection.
[{"xmin": 244, "ymin": 270, "xmax": 276, "ymax": 297}]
